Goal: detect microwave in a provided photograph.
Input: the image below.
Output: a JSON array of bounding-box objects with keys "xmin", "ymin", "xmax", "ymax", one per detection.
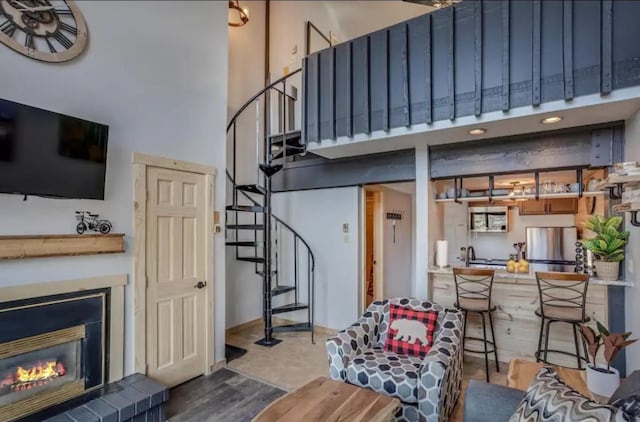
[{"xmin": 469, "ymin": 206, "xmax": 509, "ymax": 233}]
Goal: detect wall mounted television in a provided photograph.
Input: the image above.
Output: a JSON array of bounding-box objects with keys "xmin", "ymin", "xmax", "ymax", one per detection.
[{"xmin": 0, "ymin": 98, "xmax": 109, "ymax": 200}]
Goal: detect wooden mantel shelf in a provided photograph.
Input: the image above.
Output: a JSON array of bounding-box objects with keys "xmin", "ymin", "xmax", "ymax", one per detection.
[{"xmin": 0, "ymin": 233, "xmax": 125, "ymax": 260}]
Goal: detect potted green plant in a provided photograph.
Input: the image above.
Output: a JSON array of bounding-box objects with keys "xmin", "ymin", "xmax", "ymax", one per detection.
[
  {"xmin": 581, "ymin": 215, "xmax": 629, "ymax": 281},
  {"xmin": 580, "ymin": 321, "xmax": 637, "ymax": 397}
]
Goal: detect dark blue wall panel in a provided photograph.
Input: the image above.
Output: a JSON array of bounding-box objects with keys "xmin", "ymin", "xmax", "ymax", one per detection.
[{"xmin": 303, "ymin": 0, "xmax": 640, "ymax": 143}]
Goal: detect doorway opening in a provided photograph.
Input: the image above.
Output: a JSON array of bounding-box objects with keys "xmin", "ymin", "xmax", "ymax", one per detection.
[
  {"xmin": 361, "ymin": 182, "xmax": 415, "ymax": 312},
  {"xmin": 364, "ymin": 190, "xmax": 383, "ymax": 308}
]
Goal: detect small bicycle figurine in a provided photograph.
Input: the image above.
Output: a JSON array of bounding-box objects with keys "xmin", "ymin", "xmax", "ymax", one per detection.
[{"xmin": 75, "ymin": 211, "xmax": 112, "ymax": 235}]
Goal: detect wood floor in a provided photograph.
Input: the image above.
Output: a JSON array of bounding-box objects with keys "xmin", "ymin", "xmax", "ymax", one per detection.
[
  {"xmin": 167, "ymin": 368, "xmax": 286, "ymax": 421},
  {"xmin": 226, "ymin": 321, "xmax": 509, "ymax": 422}
]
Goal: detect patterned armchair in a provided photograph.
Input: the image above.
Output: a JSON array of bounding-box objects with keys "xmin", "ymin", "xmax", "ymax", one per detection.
[{"xmin": 326, "ymin": 298, "xmax": 464, "ymax": 422}]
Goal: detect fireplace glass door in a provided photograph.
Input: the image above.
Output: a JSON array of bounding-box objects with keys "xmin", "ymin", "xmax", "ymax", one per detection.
[{"xmin": 0, "ymin": 326, "xmax": 85, "ymax": 422}]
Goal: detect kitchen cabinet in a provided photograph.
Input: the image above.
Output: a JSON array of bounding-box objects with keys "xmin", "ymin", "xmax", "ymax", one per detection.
[{"xmin": 519, "ymin": 198, "xmax": 578, "ymax": 215}]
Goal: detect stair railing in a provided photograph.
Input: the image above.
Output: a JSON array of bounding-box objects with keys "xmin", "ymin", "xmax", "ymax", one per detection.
[
  {"xmin": 226, "ymin": 68, "xmax": 315, "ymax": 342},
  {"xmin": 227, "ymin": 69, "xmax": 302, "ymax": 197}
]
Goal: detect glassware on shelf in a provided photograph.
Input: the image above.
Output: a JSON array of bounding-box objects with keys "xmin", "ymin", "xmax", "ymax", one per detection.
[
  {"xmin": 554, "ymin": 184, "xmax": 569, "ymax": 193},
  {"xmin": 541, "ymin": 180, "xmax": 555, "ymax": 194}
]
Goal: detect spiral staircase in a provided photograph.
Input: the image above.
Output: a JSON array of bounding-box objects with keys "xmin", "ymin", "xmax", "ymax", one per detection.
[{"xmin": 226, "ymin": 69, "xmax": 315, "ymax": 346}]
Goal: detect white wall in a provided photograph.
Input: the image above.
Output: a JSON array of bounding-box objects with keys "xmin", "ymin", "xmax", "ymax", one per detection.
[
  {"xmin": 0, "ymin": 1, "xmax": 229, "ymax": 372},
  {"xmin": 381, "ymin": 187, "xmax": 413, "ymax": 299},
  {"xmin": 625, "ymin": 109, "xmax": 640, "ymax": 372},
  {"xmin": 226, "ymin": 0, "xmax": 267, "ymax": 329},
  {"xmin": 272, "ymin": 187, "xmax": 360, "ymax": 330},
  {"xmin": 415, "ymin": 146, "xmax": 432, "ymax": 299},
  {"xmin": 442, "ymin": 202, "xmax": 468, "ymax": 266},
  {"xmin": 269, "ymin": 1, "xmax": 430, "ymax": 79}
]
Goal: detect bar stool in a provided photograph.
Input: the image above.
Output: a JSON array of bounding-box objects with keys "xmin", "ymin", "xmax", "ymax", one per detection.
[
  {"xmin": 453, "ymin": 268, "xmax": 499, "ymax": 382},
  {"xmin": 534, "ymin": 271, "xmax": 590, "ymax": 368}
]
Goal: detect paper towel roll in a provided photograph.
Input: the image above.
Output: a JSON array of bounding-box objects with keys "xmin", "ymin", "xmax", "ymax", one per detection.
[{"xmin": 436, "ymin": 240, "xmax": 448, "ymax": 268}]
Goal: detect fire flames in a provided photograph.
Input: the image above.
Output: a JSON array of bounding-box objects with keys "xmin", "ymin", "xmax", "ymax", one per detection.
[{"xmin": 0, "ymin": 361, "xmax": 65, "ymax": 392}]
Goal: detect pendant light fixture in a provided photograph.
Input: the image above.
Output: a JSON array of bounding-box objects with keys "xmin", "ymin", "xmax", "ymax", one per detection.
[{"xmin": 228, "ymin": 0, "xmax": 249, "ymax": 27}]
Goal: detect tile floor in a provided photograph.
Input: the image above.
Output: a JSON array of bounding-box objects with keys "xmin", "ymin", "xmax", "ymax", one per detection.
[{"xmin": 226, "ymin": 322, "xmax": 509, "ymax": 422}]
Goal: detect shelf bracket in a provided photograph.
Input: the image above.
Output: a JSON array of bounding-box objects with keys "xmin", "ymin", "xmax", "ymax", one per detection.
[
  {"xmin": 488, "ymin": 175, "xmax": 494, "ymax": 202},
  {"xmin": 577, "ymin": 168, "xmax": 583, "ymax": 198},
  {"xmin": 607, "ymin": 183, "xmax": 624, "ymax": 200},
  {"xmin": 631, "ymin": 211, "xmax": 640, "ymax": 227},
  {"xmin": 588, "ymin": 197, "xmax": 597, "ymax": 215}
]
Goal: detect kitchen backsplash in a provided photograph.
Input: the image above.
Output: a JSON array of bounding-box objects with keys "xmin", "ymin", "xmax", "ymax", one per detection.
[
  {"xmin": 442, "ymin": 204, "xmax": 603, "ymax": 263},
  {"xmin": 469, "ymin": 209, "xmax": 574, "ymax": 260}
]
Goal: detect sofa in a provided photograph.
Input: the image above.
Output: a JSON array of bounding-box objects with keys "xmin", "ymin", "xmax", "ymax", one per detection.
[
  {"xmin": 326, "ymin": 298, "xmax": 464, "ymax": 422},
  {"xmin": 463, "ymin": 371, "xmax": 640, "ymax": 422}
]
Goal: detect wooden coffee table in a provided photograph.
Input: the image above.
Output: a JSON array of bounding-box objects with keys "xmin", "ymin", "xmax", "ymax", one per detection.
[
  {"xmin": 252, "ymin": 377, "xmax": 400, "ymax": 422},
  {"xmin": 507, "ymin": 359, "xmax": 600, "ymax": 400}
]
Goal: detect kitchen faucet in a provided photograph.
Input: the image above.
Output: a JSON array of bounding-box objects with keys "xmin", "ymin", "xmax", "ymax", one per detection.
[{"xmin": 466, "ymin": 246, "xmax": 476, "ymax": 265}]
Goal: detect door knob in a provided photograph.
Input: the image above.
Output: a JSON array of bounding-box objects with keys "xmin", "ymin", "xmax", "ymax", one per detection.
[{"xmin": 195, "ymin": 281, "xmax": 207, "ymax": 289}]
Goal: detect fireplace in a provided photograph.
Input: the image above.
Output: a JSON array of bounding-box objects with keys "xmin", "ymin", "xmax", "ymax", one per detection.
[
  {"xmin": 0, "ymin": 326, "xmax": 85, "ymax": 421},
  {"xmin": 0, "ymin": 291, "xmax": 107, "ymax": 422}
]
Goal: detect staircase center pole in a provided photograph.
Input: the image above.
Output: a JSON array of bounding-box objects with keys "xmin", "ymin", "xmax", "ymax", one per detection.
[{"xmin": 263, "ymin": 173, "xmax": 274, "ymax": 344}]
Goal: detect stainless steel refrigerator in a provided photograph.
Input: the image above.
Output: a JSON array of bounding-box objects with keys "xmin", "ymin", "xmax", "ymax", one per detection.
[{"xmin": 525, "ymin": 227, "xmax": 577, "ymax": 273}]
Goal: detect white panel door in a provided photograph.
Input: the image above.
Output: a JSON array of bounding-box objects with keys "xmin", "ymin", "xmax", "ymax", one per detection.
[{"xmin": 146, "ymin": 166, "xmax": 207, "ymax": 387}]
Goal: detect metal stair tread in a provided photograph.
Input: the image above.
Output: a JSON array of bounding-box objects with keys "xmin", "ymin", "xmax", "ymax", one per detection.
[
  {"xmin": 226, "ymin": 205, "xmax": 265, "ymax": 213},
  {"xmin": 237, "ymin": 256, "xmax": 265, "ymax": 263},
  {"xmin": 236, "ymin": 184, "xmax": 266, "ymax": 195},
  {"xmin": 267, "ymin": 130, "xmax": 302, "ymax": 146},
  {"xmin": 227, "ymin": 224, "xmax": 265, "ymax": 230},
  {"xmin": 258, "ymin": 270, "xmax": 278, "ymax": 277},
  {"xmin": 271, "ymin": 285, "xmax": 295, "ymax": 296},
  {"xmin": 225, "ymin": 241, "xmax": 263, "ymax": 247},
  {"xmin": 272, "ymin": 302, "xmax": 309, "ymax": 314},
  {"xmin": 258, "ymin": 163, "xmax": 283, "ymax": 177},
  {"xmin": 272, "ymin": 146, "xmax": 306, "ymax": 160}
]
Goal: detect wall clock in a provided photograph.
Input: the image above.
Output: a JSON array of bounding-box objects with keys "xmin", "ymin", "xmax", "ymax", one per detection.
[{"xmin": 0, "ymin": 0, "xmax": 87, "ymax": 63}]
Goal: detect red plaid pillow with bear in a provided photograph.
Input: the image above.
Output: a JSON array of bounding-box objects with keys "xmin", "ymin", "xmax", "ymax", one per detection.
[{"xmin": 384, "ymin": 303, "xmax": 439, "ymax": 358}]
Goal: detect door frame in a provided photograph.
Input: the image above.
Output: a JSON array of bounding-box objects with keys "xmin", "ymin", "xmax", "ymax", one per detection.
[
  {"xmin": 360, "ymin": 186, "xmax": 385, "ymax": 313},
  {"xmin": 133, "ymin": 152, "xmax": 216, "ymax": 376}
]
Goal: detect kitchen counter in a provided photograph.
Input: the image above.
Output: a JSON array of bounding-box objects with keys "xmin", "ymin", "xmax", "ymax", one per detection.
[
  {"xmin": 428, "ymin": 267, "xmax": 633, "ymax": 287},
  {"xmin": 428, "ymin": 269, "xmax": 612, "ymax": 367}
]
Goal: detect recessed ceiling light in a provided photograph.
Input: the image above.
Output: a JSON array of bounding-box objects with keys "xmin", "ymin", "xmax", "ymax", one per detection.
[
  {"xmin": 541, "ymin": 116, "xmax": 563, "ymax": 124},
  {"xmin": 468, "ymin": 128, "xmax": 487, "ymax": 135}
]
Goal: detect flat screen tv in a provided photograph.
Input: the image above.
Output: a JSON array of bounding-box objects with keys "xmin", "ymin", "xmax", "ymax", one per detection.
[{"xmin": 0, "ymin": 98, "xmax": 109, "ymax": 200}]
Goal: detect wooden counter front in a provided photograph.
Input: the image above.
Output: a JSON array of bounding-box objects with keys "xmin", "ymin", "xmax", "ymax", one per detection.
[{"xmin": 429, "ymin": 271, "xmax": 608, "ymax": 367}]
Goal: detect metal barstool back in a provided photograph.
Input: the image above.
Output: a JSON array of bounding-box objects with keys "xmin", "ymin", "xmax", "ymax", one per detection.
[
  {"xmin": 452, "ymin": 268, "xmax": 498, "ymax": 382},
  {"xmin": 535, "ymin": 271, "xmax": 590, "ymax": 368},
  {"xmin": 453, "ymin": 268, "xmax": 495, "ymax": 312}
]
